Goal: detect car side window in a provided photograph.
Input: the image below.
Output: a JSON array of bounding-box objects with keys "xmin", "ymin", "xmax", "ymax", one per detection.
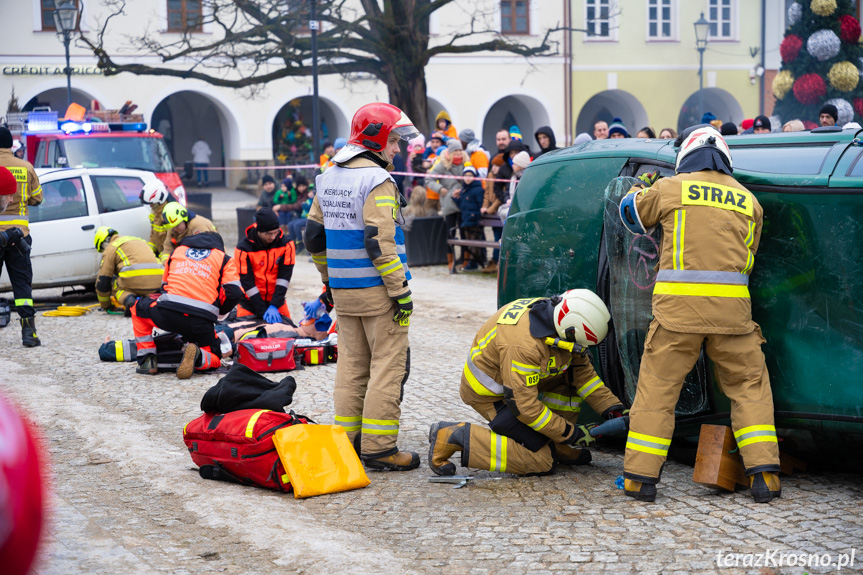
[
  {"xmin": 30, "ymin": 177, "xmax": 89, "ymax": 223},
  {"xmin": 91, "ymin": 176, "xmax": 145, "ymax": 213}
]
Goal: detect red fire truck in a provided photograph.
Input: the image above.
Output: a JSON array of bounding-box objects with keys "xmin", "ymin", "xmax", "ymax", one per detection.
[{"xmin": 17, "ymin": 109, "xmax": 186, "ymax": 205}]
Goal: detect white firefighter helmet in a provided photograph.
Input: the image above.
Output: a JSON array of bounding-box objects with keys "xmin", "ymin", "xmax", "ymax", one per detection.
[
  {"xmin": 140, "ymin": 179, "xmax": 169, "ymax": 205},
  {"xmin": 552, "ymin": 289, "xmax": 610, "ymax": 346},
  {"xmin": 675, "ymin": 124, "xmax": 732, "ymax": 173}
]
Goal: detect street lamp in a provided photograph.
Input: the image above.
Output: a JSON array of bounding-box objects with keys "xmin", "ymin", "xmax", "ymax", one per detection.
[
  {"xmin": 693, "ymin": 12, "xmax": 710, "ymax": 122},
  {"xmin": 53, "ymin": 1, "xmax": 80, "ymax": 112}
]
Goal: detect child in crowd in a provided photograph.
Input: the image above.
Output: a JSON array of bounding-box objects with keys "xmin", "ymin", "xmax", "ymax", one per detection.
[
  {"xmin": 454, "ymin": 165, "xmax": 486, "ymax": 271},
  {"xmin": 274, "ymin": 174, "xmax": 308, "ymax": 235},
  {"xmin": 288, "ymin": 181, "xmax": 315, "ymax": 253}
]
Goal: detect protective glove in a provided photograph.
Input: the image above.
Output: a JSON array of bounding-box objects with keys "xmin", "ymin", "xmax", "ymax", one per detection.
[
  {"xmin": 602, "ymin": 404, "xmax": 630, "ymax": 420},
  {"xmin": 0, "ymin": 227, "xmax": 23, "ymax": 249},
  {"xmin": 319, "ymin": 282, "xmax": 334, "ymax": 311},
  {"xmin": 303, "ymin": 298, "xmax": 324, "ymax": 320},
  {"xmin": 564, "ymin": 425, "xmax": 596, "ymax": 448},
  {"xmin": 637, "ymin": 171, "xmax": 660, "ymax": 188},
  {"xmin": 393, "ymin": 294, "xmax": 413, "ymax": 323},
  {"xmin": 263, "ymin": 305, "xmax": 282, "ymax": 324}
]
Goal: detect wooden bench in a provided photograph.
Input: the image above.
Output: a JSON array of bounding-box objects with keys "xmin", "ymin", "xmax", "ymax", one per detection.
[{"xmin": 446, "ymin": 215, "xmax": 503, "ymax": 251}]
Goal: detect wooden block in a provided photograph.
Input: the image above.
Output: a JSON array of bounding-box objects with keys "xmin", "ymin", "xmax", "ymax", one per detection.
[
  {"xmin": 779, "ymin": 450, "xmax": 807, "ymax": 475},
  {"xmin": 692, "ymin": 424, "xmax": 748, "ymax": 492}
]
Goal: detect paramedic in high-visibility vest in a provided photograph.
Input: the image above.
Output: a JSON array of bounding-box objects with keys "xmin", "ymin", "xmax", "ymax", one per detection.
[
  {"xmin": 0, "ymin": 127, "xmax": 43, "ymax": 347},
  {"xmin": 131, "ymin": 231, "xmax": 242, "ymax": 379},
  {"xmin": 618, "ymin": 124, "xmax": 781, "ymax": 503},
  {"xmin": 428, "ymin": 290, "xmax": 627, "ymax": 476},
  {"xmin": 306, "ymin": 102, "xmax": 420, "ymax": 471}
]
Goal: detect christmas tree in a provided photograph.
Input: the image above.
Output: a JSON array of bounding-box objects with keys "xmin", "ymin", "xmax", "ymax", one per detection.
[{"xmin": 773, "ymin": 0, "xmax": 863, "ymax": 128}]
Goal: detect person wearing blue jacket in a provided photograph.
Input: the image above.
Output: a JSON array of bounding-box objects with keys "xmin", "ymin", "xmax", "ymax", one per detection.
[{"xmin": 454, "ymin": 165, "xmax": 487, "ymax": 271}]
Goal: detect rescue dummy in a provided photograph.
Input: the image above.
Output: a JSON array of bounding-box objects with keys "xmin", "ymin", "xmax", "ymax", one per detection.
[
  {"xmin": 429, "ymin": 290, "xmax": 627, "ymax": 477},
  {"xmin": 234, "ymin": 207, "xmax": 295, "ymax": 323},
  {"xmin": 132, "ymin": 231, "xmax": 242, "ymax": 379},
  {"xmin": 93, "ymin": 226, "xmax": 163, "ymax": 315},
  {"xmin": 139, "ymin": 179, "xmax": 170, "ymax": 256},
  {"xmin": 0, "ymin": 129, "xmax": 44, "ymax": 347},
  {"xmin": 306, "ymin": 102, "xmax": 420, "ymax": 471},
  {"xmin": 160, "ymin": 201, "xmax": 216, "ymax": 260},
  {"xmin": 618, "ymin": 124, "xmax": 780, "ymax": 503}
]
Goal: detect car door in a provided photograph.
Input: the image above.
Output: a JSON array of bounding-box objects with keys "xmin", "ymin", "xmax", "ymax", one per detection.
[
  {"xmin": 0, "ymin": 170, "xmax": 102, "ymax": 290},
  {"xmin": 89, "ymin": 171, "xmax": 152, "ymax": 241}
]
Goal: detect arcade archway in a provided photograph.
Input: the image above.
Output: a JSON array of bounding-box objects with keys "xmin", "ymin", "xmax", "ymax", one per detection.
[
  {"xmin": 271, "ymin": 96, "xmax": 349, "ymax": 165},
  {"xmin": 677, "ymin": 88, "xmax": 743, "ymax": 133},
  {"xmin": 575, "ymin": 90, "xmax": 648, "ymax": 138},
  {"xmin": 481, "ymin": 95, "xmax": 551, "ymax": 153}
]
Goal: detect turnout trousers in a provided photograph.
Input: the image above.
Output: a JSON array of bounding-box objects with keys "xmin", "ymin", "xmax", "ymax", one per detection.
[
  {"xmin": 131, "ymin": 299, "xmax": 222, "ymax": 369},
  {"xmin": 460, "ymin": 376, "xmax": 586, "ymax": 476},
  {"xmin": 624, "ymin": 320, "xmax": 780, "ymax": 483},
  {"xmin": 333, "ymin": 308, "xmax": 410, "ymax": 459},
  {"xmin": 0, "ymin": 237, "xmax": 34, "ymax": 319}
]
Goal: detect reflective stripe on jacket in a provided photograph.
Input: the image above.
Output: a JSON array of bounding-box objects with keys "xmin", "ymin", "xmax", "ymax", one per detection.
[
  {"xmin": 234, "ymin": 223, "xmax": 295, "ymax": 313},
  {"xmin": 0, "ymin": 149, "xmax": 43, "ymax": 236},
  {"xmin": 158, "ymin": 243, "xmax": 240, "ymax": 321}
]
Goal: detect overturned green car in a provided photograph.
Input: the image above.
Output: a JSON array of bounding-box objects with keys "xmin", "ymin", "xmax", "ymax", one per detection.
[{"xmin": 498, "ymin": 128, "xmax": 863, "ymax": 458}]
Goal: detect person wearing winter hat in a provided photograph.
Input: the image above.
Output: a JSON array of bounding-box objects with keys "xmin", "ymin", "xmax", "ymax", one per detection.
[
  {"xmin": 740, "ymin": 118, "xmax": 755, "ymax": 134},
  {"xmin": 509, "ymin": 125, "xmax": 523, "ymax": 141},
  {"xmin": 534, "ymin": 126, "xmax": 559, "ymax": 158},
  {"xmin": 234, "ymin": 206, "xmax": 296, "ymax": 323},
  {"xmin": 453, "ymin": 164, "xmax": 487, "ymax": 271},
  {"xmin": 608, "ymin": 117, "xmax": 629, "ymax": 139},
  {"xmin": 512, "ymin": 151, "xmax": 531, "ymax": 170},
  {"xmin": 752, "ymin": 115, "xmax": 771, "ymax": 134},
  {"xmin": 498, "ymin": 151, "xmax": 531, "ymax": 221},
  {"xmin": 422, "ymin": 131, "xmax": 447, "ymax": 169},
  {"xmin": 257, "ymin": 174, "xmax": 278, "ymax": 209},
  {"xmin": 0, "ymin": 127, "xmax": 44, "ymax": 347},
  {"xmin": 720, "ymin": 122, "xmax": 739, "ymax": 136},
  {"xmin": 334, "ymin": 137, "xmax": 347, "ymax": 151},
  {"xmin": 435, "ymin": 110, "xmax": 458, "ymax": 139},
  {"xmin": 459, "ymin": 128, "xmax": 490, "ymax": 178},
  {"xmin": 819, "ymin": 104, "xmax": 838, "ymax": 127},
  {"xmin": 701, "ymin": 112, "xmax": 717, "ymax": 125},
  {"xmin": 573, "ymin": 133, "xmax": 593, "ymax": 145}
]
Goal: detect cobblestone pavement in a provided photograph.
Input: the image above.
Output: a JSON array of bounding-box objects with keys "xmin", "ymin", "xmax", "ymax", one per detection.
[{"xmin": 1, "ymin": 190, "xmax": 860, "ymax": 575}]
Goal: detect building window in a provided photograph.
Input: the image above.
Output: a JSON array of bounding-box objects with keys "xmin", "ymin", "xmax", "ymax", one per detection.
[
  {"xmin": 647, "ymin": 0, "xmax": 675, "ymax": 40},
  {"xmin": 586, "ymin": 0, "xmax": 617, "ymax": 41},
  {"xmin": 707, "ymin": 0, "xmax": 736, "ymax": 40},
  {"xmin": 40, "ymin": 0, "xmax": 81, "ymax": 32},
  {"xmin": 501, "ymin": 1, "xmax": 529, "ymax": 35},
  {"xmin": 167, "ymin": 0, "xmax": 203, "ymax": 32}
]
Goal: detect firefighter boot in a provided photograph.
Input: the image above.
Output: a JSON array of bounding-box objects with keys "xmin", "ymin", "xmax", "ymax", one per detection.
[
  {"xmin": 136, "ymin": 355, "xmax": 158, "ymax": 375},
  {"xmin": 750, "ymin": 472, "xmax": 781, "ymax": 503},
  {"xmin": 177, "ymin": 343, "xmax": 199, "ymax": 380},
  {"xmin": 363, "ymin": 450, "xmax": 421, "ymax": 472},
  {"xmin": 624, "ymin": 479, "xmax": 657, "ymax": 502},
  {"xmin": 122, "ymin": 295, "xmax": 138, "ymax": 318},
  {"xmin": 20, "ymin": 317, "xmax": 40, "ymax": 347},
  {"xmin": 428, "ymin": 422, "xmax": 467, "ymax": 476}
]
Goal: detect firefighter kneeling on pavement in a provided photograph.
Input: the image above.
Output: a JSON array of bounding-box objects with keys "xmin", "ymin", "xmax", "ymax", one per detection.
[
  {"xmin": 234, "ymin": 207, "xmax": 295, "ymax": 323},
  {"xmin": 132, "ymin": 231, "xmax": 241, "ymax": 379},
  {"xmin": 0, "ymin": 128, "xmax": 43, "ymax": 347},
  {"xmin": 618, "ymin": 124, "xmax": 780, "ymax": 503},
  {"xmin": 94, "ymin": 227, "xmax": 164, "ymax": 315},
  {"xmin": 429, "ymin": 290, "xmax": 628, "ymax": 476}
]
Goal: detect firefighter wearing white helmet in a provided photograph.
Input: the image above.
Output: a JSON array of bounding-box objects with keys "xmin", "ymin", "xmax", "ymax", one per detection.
[
  {"xmin": 618, "ymin": 123, "xmax": 780, "ymax": 503},
  {"xmin": 306, "ymin": 102, "xmax": 421, "ymax": 471},
  {"xmin": 428, "ymin": 290, "xmax": 627, "ymax": 477},
  {"xmin": 140, "ymin": 180, "xmax": 171, "ymax": 256}
]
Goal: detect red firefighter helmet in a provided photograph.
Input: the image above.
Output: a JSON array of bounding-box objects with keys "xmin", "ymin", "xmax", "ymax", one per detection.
[
  {"xmin": 0, "ymin": 394, "xmax": 46, "ymax": 575},
  {"xmin": 333, "ymin": 103, "xmax": 419, "ymax": 164}
]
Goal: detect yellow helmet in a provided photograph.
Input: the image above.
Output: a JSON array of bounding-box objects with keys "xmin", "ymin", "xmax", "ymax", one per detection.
[
  {"xmin": 94, "ymin": 226, "xmax": 117, "ymax": 252},
  {"xmin": 161, "ymin": 202, "xmax": 189, "ymax": 229}
]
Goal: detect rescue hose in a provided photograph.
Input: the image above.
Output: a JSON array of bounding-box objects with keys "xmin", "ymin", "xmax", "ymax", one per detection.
[{"xmin": 42, "ymin": 303, "xmax": 102, "ymax": 317}]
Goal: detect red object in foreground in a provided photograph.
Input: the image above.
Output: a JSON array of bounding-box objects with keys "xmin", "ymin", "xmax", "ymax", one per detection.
[{"xmin": 0, "ymin": 394, "xmax": 46, "ymax": 575}]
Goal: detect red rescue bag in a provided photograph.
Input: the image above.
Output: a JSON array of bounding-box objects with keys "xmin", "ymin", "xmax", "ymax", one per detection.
[
  {"xmin": 237, "ymin": 338, "xmax": 297, "ymax": 372},
  {"xmin": 182, "ymin": 409, "xmax": 312, "ymax": 491}
]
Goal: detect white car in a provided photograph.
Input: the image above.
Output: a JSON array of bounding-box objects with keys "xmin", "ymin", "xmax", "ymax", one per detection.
[{"xmin": 0, "ymin": 168, "xmax": 155, "ymax": 290}]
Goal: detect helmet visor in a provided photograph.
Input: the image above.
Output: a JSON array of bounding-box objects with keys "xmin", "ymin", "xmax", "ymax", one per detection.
[{"xmin": 393, "ymin": 111, "xmax": 420, "ymax": 141}]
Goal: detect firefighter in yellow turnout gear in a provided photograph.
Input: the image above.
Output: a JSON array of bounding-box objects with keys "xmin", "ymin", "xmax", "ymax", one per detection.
[
  {"xmin": 139, "ymin": 180, "xmax": 170, "ymax": 256},
  {"xmin": 429, "ymin": 290, "xmax": 627, "ymax": 476},
  {"xmin": 618, "ymin": 124, "xmax": 780, "ymax": 503},
  {"xmin": 94, "ymin": 227, "xmax": 164, "ymax": 314},
  {"xmin": 306, "ymin": 103, "xmax": 421, "ymax": 471}
]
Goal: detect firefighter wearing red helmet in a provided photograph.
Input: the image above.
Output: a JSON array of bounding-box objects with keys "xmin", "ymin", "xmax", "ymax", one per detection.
[
  {"xmin": 428, "ymin": 290, "xmax": 627, "ymax": 476},
  {"xmin": 618, "ymin": 124, "xmax": 780, "ymax": 503},
  {"xmin": 306, "ymin": 102, "xmax": 421, "ymax": 471}
]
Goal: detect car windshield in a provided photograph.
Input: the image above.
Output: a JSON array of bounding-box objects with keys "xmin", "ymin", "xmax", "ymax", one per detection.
[{"xmin": 62, "ymin": 137, "xmax": 174, "ymax": 172}]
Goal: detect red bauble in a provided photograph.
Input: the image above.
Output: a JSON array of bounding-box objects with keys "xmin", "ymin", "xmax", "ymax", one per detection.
[
  {"xmin": 780, "ymin": 34, "xmax": 803, "ymax": 63},
  {"xmin": 802, "ymin": 120, "xmax": 819, "ymax": 130},
  {"xmin": 854, "ymin": 98, "xmax": 863, "ymax": 118},
  {"xmin": 793, "ymin": 74, "xmax": 827, "ymax": 106},
  {"xmin": 839, "ymin": 15, "xmax": 861, "ymax": 44}
]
